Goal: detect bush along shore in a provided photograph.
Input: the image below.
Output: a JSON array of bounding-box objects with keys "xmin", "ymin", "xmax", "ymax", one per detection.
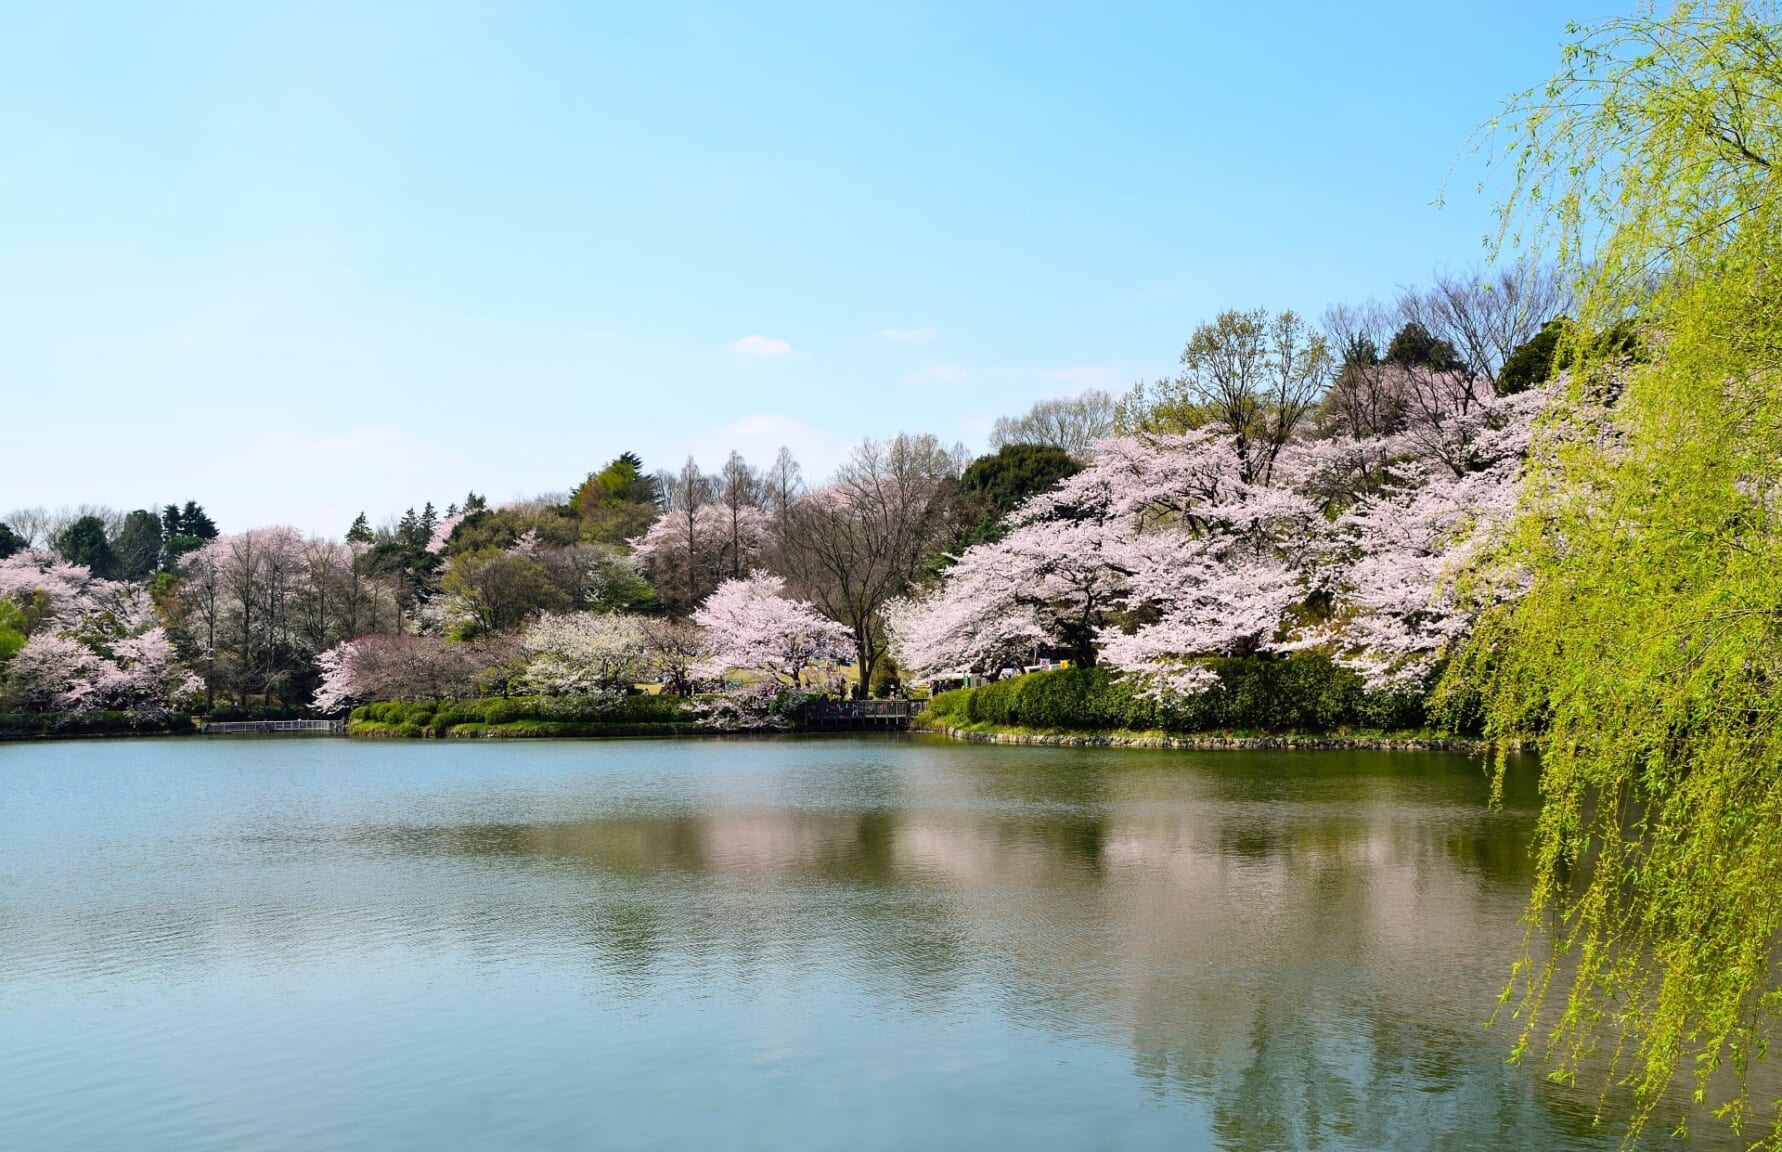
[
  {"xmin": 348, "ymin": 695, "xmax": 700, "ymax": 738},
  {"xmin": 7, "ymin": 658, "xmax": 1467, "ymax": 746},
  {"xmin": 0, "ymin": 711, "xmax": 197, "ymax": 740},
  {"xmin": 913, "ymin": 660, "xmax": 1480, "ymax": 751}
]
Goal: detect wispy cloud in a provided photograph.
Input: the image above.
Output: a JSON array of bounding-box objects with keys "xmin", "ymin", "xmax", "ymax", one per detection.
[
  {"xmin": 902, "ymin": 362, "xmax": 969, "ymax": 387},
  {"xmin": 728, "ymin": 335, "xmax": 795, "ymax": 358},
  {"xmin": 877, "ymin": 326, "xmax": 937, "ymax": 344}
]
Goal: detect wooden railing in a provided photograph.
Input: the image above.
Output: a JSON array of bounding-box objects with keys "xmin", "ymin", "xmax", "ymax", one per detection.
[
  {"xmin": 200, "ymin": 719, "xmax": 344, "ymax": 735},
  {"xmin": 798, "ymin": 699, "xmax": 928, "ymax": 728}
]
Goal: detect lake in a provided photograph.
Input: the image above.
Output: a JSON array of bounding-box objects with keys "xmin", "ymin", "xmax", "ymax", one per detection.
[{"xmin": 0, "ymin": 735, "xmax": 1726, "ymax": 1150}]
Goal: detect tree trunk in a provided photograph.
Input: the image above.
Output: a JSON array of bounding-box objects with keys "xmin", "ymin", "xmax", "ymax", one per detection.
[{"xmin": 855, "ymin": 633, "xmax": 875, "ymax": 700}]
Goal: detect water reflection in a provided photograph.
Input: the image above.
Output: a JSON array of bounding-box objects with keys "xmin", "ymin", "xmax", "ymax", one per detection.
[
  {"xmin": 0, "ymin": 738, "xmax": 1727, "ymax": 1150},
  {"xmin": 363, "ymin": 747, "xmax": 1589, "ymax": 1146}
]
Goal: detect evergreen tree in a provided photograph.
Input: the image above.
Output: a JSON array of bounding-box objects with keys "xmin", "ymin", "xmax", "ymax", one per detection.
[
  {"xmin": 950, "ymin": 443, "xmax": 1084, "ymax": 552},
  {"xmin": 0, "ymin": 521, "xmax": 24, "ymax": 560},
  {"xmin": 54, "ymin": 515, "xmax": 118, "ymax": 578},
  {"xmin": 396, "ymin": 508, "xmax": 421, "ymax": 550},
  {"xmin": 178, "ymin": 500, "xmax": 217, "ymax": 540},
  {"xmin": 346, "ymin": 513, "xmax": 374, "ymax": 544},
  {"xmin": 571, "ymin": 454, "xmax": 663, "ymax": 543},
  {"xmin": 1385, "ymin": 320, "xmax": 1465, "ymax": 372},
  {"xmin": 113, "ymin": 509, "xmax": 164, "ymax": 582},
  {"xmin": 159, "ymin": 500, "xmax": 218, "ymax": 570}
]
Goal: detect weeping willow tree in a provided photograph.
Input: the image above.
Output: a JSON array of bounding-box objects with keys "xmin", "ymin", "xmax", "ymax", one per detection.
[{"xmin": 1443, "ymin": 0, "xmax": 1782, "ymax": 1143}]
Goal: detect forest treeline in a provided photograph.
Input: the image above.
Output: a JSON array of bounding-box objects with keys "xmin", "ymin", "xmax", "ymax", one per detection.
[{"xmin": 0, "ymin": 260, "xmax": 1576, "ymax": 726}]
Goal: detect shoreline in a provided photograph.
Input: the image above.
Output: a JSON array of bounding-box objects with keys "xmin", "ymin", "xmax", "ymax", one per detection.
[
  {"xmin": 2, "ymin": 719, "xmax": 1498, "ymax": 751},
  {"xmin": 914, "ymin": 721, "xmax": 1495, "ymax": 752}
]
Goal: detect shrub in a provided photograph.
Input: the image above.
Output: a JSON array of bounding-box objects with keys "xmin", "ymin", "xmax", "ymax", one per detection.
[
  {"xmin": 945, "ymin": 657, "xmax": 1428, "ymax": 734},
  {"xmin": 926, "ymin": 688, "xmax": 973, "ymax": 722},
  {"xmin": 603, "ymin": 694, "xmax": 691, "ymax": 724},
  {"xmin": 349, "ymin": 693, "xmax": 695, "ymax": 735},
  {"xmin": 967, "ymin": 667, "xmax": 1157, "ymax": 729},
  {"xmin": 0, "ymin": 711, "xmax": 196, "ymax": 739}
]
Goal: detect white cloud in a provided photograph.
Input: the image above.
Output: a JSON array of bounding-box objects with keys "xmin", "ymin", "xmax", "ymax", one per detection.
[
  {"xmin": 877, "ymin": 326, "xmax": 937, "ymax": 344},
  {"xmin": 902, "ymin": 362, "xmax": 970, "ymax": 387},
  {"xmin": 727, "ymin": 335, "xmax": 796, "ymax": 358}
]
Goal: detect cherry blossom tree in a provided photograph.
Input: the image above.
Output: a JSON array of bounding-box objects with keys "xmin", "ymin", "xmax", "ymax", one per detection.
[
  {"xmin": 95, "ymin": 629, "xmax": 203, "ymax": 713},
  {"xmin": 691, "ymin": 572, "xmax": 851, "ymax": 686},
  {"xmin": 6, "ymin": 627, "xmax": 198, "ymax": 715},
  {"xmin": 0, "ymin": 549, "xmax": 145, "ymax": 633},
  {"xmin": 637, "ymin": 457, "xmax": 720, "ymax": 612},
  {"xmin": 1309, "ymin": 387, "xmax": 1544, "ymax": 689},
  {"xmin": 689, "ymin": 680, "xmax": 803, "ymax": 730},
  {"xmin": 426, "ymin": 511, "xmax": 466, "ymax": 554},
  {"xmin": 7, "ymin": 634, "xmax": 104, "ymax": 711},
  {"xmin": 886, "ymin": 515, "xmax": 1125, "ymax": 674},
  {"xmin": 0, "ymin": 549, "xmax": 198, "ymax": 714},
  {"xmin": 891, "ymin": 381, "xmax": 1551, "ymax": 699},
  {"xmin": 312, "ymin": 633, "xmax": 512, "ymax": 712},
  {"xmin": 632, "ymin": 502, "xmax": 773, "ymax": 614},
  {"xmin": 1095, "ymin": 545, "xmax": 1301, "ymax": 694},
  {"xmin": 518, "ymin": 612, "xmax": 650, "ymax": 698},
  {"xmin": 892, "ymin": 428, "xmax": 1320, "ymax": 689}
]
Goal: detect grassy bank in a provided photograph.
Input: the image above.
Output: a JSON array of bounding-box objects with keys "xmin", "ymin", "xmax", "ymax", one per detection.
[{"xmin": 348, "ymin": 695, "xmax": 698, "ymax": 738}]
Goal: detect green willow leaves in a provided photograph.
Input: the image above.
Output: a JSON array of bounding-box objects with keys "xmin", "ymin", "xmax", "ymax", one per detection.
[{"xmin": 1447, "ymin": 1, "xmax": 1782, "ymax": 1143}]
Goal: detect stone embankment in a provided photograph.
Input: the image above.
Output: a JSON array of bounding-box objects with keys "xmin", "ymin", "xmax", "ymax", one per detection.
[{"xmin": 918, "ymin": 723, "xmax": 1494, "ymax": 752}]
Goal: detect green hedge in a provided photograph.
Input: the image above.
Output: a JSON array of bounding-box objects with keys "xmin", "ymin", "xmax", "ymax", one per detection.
[
  {"xmin": 937, "ymin": 658, "xmax": 1429, "ymax": 735},
  {"xmin": 350, "ymin": 694, "xmax": 693, "ymax": 737},
  {"xmin": 0, "ymin": 711, "xmax": 197, "ymax": 740},
  {"xmin": 926, "ymin": 688, "xmax": 974, "ymax": 723}
]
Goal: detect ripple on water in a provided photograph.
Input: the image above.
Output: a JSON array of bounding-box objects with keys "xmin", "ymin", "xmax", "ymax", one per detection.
[{"xmin": 0, "ymin": 737, "xmax": 1717, "ymax": 1151}]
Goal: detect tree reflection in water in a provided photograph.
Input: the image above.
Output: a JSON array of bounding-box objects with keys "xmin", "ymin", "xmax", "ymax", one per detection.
[
  {"xmin": 0, "ymin": 738, "xmax": 1743, "ymax": 1150},
  {"xmin": 355, "ymin": 744, "xmax": 1680, "ymax": 1148}
]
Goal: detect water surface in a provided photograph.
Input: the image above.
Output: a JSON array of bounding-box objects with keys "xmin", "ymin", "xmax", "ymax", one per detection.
[{"xmin": 0, "ymin": 736, "xmax": 1720, "ymax": 1150}]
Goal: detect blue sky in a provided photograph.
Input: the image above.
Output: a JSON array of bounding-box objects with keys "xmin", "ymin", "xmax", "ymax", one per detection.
[{"xmin": 1, "ymin": 0, "xmax": 1581, "ymax": 536}]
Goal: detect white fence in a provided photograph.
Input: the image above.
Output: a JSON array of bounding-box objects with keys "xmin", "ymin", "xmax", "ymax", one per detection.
[{"xmin": 200, "ymin": 719, "xmax": 344, "ymax": 735}]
